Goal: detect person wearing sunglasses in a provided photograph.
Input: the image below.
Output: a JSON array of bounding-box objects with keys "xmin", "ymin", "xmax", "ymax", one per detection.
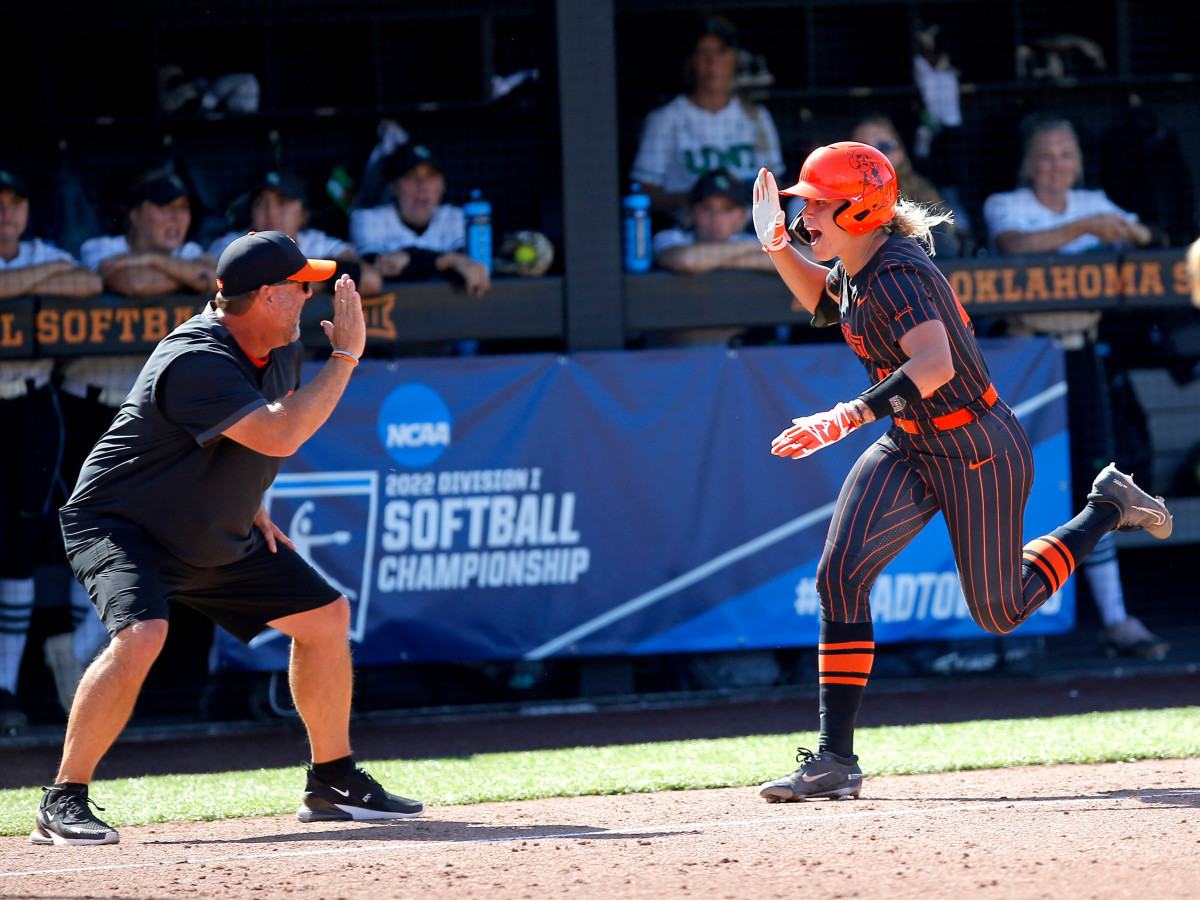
[{"xmin": 35, "ymin": 232, "xmax": 425, "ymax": 846}]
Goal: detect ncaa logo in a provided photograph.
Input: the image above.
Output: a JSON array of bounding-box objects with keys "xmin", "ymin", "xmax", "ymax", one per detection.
[{"xmin": 377, "ymin": 383, "xmax": 452, "ymax": 467}]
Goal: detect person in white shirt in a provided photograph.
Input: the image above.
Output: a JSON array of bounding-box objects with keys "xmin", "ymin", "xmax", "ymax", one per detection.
[
  {"xmin": 57, "ymin": 169, "xmax": 219, "ymax": 704},
  {"xmin": 61, "ymin": 168, "xmax": 216, "ymax": 410},
  {"xmin": 0, "ymin": 169, "xmax": 103, "ymax": 731},
  {"xmin": 209, "ymin": 171, "xmax": 382, "ymax": 297},
  {"xmin": 630, "ymin": 16, "xmax": 783, "ymax": 222},
  {"xmin": 984, "ymin": 118, "xmax": 1152, "ymax": 257},
  {"xmin": 349, "ymin": 144, "xmax": 489, "ymax": 296},
  {"xmin": 0, "ymin": 172, "xmax": 101, "ymax": 301},
  {"xmin": 984, "ymin": 117, "xmax": 1165, "ymax": 661}
]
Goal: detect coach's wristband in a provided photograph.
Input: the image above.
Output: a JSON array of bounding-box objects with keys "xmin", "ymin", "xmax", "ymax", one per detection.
[
  {"xmin": 330, "ymin": 349, "xmax": 359, "ymax": 367},
  {"xmin": 858, "ymin": 369, "xmax": 922, "ymax": 420}
]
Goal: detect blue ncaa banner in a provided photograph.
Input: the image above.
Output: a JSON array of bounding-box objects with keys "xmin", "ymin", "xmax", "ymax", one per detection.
[{"xmin": 214, "ymin": 339, "xmax": 1072, "ymax": 672}]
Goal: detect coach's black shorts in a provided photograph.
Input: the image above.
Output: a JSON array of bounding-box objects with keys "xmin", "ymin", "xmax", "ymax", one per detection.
[{"xmin": 65, "ymin": 519, "xmax": 342, "ymax": 643}]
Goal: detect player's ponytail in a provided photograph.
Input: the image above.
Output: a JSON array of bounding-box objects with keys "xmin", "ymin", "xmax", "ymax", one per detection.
[{"xmin": 883, "ymin": 199, "xmax": 954, "ymax": 256}]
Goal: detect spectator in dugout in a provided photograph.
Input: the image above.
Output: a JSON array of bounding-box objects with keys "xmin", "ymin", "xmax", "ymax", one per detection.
[
  {"xmin": 983, "ymin": 116, "xmax": 1167, "ymax": 660},
  {"xmin": 629, "ymin": 15, "xmax": 783, "ymax": 224},
  {"xmin": 209, "ymin": 170, "xmax": 382, "ymax": 297},
  {"xmin": 653, "ymin": 167, "xmax": 775, "ymax": 276},
  {"xmin": 0, "ymin": 169, "xmax": 102, "ymax": 734},
  {"xmin": 647, "ymin": 167, "xmax": 782, "ymax": 348},
  {"xmin": 847, "ymin": 114, "xmax": 972, "ymax": 257},
  {"xmin": 54, "ymin": 169, "xmax": 221, "ymax": 702},
  {"xmin": 983, "ymin": 117, "xmax": 1154, "ymax": 257},
  {"xmin": 59, "ymin": 168, "xmax": 217, "ymax": 411},
  {"xmin": 349, "ymin": 143, "xmax": 490, "ymax": 297}
]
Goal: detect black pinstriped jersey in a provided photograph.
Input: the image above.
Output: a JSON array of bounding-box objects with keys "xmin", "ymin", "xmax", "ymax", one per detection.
[{"xmin": 820, "ymin": 233, "xmax": 992, "ymax": 421}]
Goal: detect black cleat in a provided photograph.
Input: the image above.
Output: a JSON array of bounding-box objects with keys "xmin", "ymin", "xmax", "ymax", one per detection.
[
  {"xmin": 30, "ymin": 784, "xmax": 119, "ymax": 846},
  {"xmin": 1088, "ymin": 463, "xmax": 1172, "ymax": 540},
  {"xmin": 759, "ymin": 747, "xmax": 863, "ymax": 802},
  {"xmin": 297, "ymin": 766, "xmax": 425, "ymax": 822}
]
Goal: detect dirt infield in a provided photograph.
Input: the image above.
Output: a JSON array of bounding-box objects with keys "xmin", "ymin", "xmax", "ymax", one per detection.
[
  {"xmin": 3, "ymin": 670, "xmax": 1200, "ymax": 898},
  {"xmin": 3, "ymin": 758, "xmax": 1199, "ymax": 899}
]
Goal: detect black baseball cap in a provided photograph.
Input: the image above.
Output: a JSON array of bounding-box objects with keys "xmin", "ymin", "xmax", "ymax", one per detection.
[
  {"xmin": 215, "ymin": 231, "xmax": 337, "ymax": 295},
  {"xmin": 695, "ymin": 15, "xmax": 739, "ymax": 50},
  {"xmin": 250, "ymin": 170, "xmax": 307, "ymax": 204},
  {"xmin": 689, "ymin": 169, "xmax": 750, "ymax": 207},
  {"xmin": 0, "ymin": 169, "xmax": 29, "ymax": 199},
  {"xmin": 129, "ymin": 168, "xmax": 190, "ymax": 207},
  {"xmin": 384, "ymin": 143, "xmax": 440, "ymax": 181}
]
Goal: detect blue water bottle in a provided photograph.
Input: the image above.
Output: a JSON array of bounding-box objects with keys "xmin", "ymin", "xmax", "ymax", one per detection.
[
  {"xmin": 464, "ymin": 189, "xmax": 493, "ymax": 273},
  {"xmin": 623, "ymin": 183, "xmax": 651, "ymax": 272}
]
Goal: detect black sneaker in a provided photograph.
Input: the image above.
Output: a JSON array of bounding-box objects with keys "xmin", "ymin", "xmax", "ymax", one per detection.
[
  {"xmin": 30, "ymin": 784, "xmax": 119, "ymax": 845},
  {"xmin": 759, "ymin": 747, "xmax": 863, "ymax": 802},
  {"xmin": 297, "ymin": 766, "xmax": 425, "ymax": 822},
  {"xmin": 0, "ymin": 688, "xmax": 27, "ymax": 736}
]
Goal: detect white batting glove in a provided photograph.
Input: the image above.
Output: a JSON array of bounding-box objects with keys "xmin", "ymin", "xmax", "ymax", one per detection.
[
  {"xmin": 771, "ymin": 402, "xmax": 860, "ymax": 459},
  {"xmin": 752, "ymin": 168, "xmax": 790, "ymax": 253}
]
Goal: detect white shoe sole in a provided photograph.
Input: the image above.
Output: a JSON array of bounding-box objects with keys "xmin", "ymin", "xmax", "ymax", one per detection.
[{"xmin": 30, "ymin": 822, "xmax": 119, "ymax": 845}]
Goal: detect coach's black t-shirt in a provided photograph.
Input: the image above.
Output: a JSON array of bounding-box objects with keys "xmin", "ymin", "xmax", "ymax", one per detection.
[{"xmin": 60, "ymin": 303, "xmax": 304, "ymax": 568}]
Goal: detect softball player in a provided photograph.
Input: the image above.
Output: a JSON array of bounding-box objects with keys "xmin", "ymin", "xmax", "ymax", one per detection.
[{"xmin": 751, "ymin": 143, "xmax": 1172, "ymax": 802}]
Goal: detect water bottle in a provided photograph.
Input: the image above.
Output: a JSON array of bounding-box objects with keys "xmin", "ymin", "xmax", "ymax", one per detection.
[
  {"xmin": 623, "ymin": 182, "xmax": 652, "ymax": 273},
  {"xmin": 464, "ymin": 189, "xmax": 493, "ymax": 273}
]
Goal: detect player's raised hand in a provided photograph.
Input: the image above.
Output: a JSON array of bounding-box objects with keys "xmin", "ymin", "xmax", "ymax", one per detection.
[
  {"xmin": 321, "ymin": 273, "xmax": 366, "ymax": 358},
  {"xmin": 771, "ymin": 402, "xmax": 860, "ymax": 459},
  {"xmin": 752, "ymin": 168, "xmax": 790, "ymax": 253}
]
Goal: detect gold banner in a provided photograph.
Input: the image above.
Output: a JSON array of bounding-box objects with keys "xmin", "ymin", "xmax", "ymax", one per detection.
[{"xmin": 946, "ymin": 253, "xmax": 1189, "ymax": 307}]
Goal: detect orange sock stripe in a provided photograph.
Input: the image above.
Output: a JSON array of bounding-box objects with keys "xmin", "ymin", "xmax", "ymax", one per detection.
[
  {"xmin": 1044, "ymin": 535, "xmax": 1076, "ymax": 571},
  {"xmin": 819, "ymin": 675, "xmax": 870, "ymax": 686},
  {"xmin": 1023, "ymin": 537, "xmax": 1073, "ymax": 592},
  {"xmin": 1023, "ymin": 553, "xmax": 1060, "ymax": 593},
  {"xmin": 819, "ymin": 653, "xmax": 875, "ymax": 676},
  {"xmin": 818, "ymin": 641, "xmax": 876, "ymax": 652}
]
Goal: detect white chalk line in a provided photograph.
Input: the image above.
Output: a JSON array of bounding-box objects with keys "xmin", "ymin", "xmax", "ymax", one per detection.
[{"xmin": 5, "ymin": 786, "xmax": 1195, "ymax": 879}]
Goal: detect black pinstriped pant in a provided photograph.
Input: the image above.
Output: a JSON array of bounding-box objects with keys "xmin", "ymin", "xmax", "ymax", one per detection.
[{"xmin": 816, "ymin": 401, "xmax": 1052, "ymax": 635}]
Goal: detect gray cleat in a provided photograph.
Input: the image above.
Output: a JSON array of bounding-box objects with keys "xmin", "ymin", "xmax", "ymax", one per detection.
[
  {"xmin": 1087, "ymin": 463, "xmax": 1172, "ymax": 539},
  {"xmin": 759, "ymin": 747, "xmax": 863, "ymax": 802}
]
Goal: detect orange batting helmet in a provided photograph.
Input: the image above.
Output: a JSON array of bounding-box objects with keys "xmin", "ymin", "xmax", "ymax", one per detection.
[{"xmin": 781, "ymin": 141, "xmax": 898, "ymax": 235}]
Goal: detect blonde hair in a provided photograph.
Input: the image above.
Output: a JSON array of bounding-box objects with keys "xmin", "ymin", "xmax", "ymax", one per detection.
[
  {"xmin": 882, "ymin": 199, "xmax": 954, "ymax": 256},
  {"xmin": 1186, "ymin": 236, "xmax": 1200, "ymax": 307}
]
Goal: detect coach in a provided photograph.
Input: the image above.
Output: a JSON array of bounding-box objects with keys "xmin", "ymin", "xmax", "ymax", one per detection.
[{"xmin": 32, "ymin": 231, "xmax": 424, "ymax": 847}]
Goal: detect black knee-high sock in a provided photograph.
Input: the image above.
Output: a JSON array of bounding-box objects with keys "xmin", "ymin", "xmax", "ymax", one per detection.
[
  {"xmin": 818, "ymin": 619, "xmax": 875, "ymax": 759},
  {"xmin": 1023, "ymin": 501, "xmax": 1119, "ymax": 598}
]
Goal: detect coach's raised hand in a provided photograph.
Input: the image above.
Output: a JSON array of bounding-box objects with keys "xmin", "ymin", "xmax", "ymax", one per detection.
[{"xmin": 322, "ymin": 273, "xmax": 367, "ymax": 361}]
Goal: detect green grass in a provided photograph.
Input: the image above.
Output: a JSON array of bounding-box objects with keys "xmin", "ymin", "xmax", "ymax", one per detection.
[{"xmin": 3, "ymin": 707, "xmax": 1198, "ymax": 837}]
